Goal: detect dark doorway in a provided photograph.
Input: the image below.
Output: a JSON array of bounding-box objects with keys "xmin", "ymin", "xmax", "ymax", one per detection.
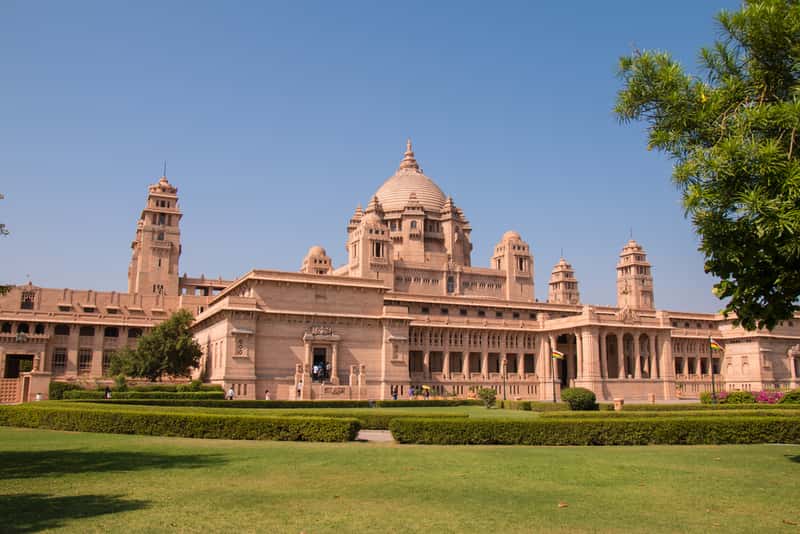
[
  {"xmin": 558, "ymin": 357, "xmax": 568, "ymax": 388},
  {"xmin": 4, "ymin": 355, "xmax": 33, "ymax": 379},
  {"xmin": 312, "ymin": 347, "xmax": 327, "ymax": 382}
]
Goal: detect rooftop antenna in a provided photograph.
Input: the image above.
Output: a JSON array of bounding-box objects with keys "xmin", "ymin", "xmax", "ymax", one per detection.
[
  {"xmin": 560, "ymin": 247, "xmax": 564, "ymax": 259},
  {"xmin": 629, "ymin": 227, "xmax": 633, "ymax": 240},
  {"xmin": 163, "ymin": 160, "xmax": 167, "ymax": 178}
]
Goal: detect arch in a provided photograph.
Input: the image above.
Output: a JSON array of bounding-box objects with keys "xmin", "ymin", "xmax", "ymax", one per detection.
[
  {"xmin": 34, "ymin": 323, "xmax": 45, "ymax": 335},
  {"xmin": 605, "ymin": 333, "xmax": 620, "ymax": 379},
  {"xmin": 104, "ymin": 326, "xmax": 119, "ymax": 338},
  {"xmin": 17, "ymin": 323, "xmax": 29, "ymax": 334},
  {"xmin": 79, "ymin": 326, "xmax": 95, "ymax": 337},
  {"xmin": 54, "ymin": 324, "xmax": 70, "ymax": 336},
  {"xmin": 128, "ymin": 327, "xmax": 143, "ymax": 339}
]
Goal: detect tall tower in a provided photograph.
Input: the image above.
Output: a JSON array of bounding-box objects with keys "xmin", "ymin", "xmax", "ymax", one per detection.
[
  {"xmin": 127, "ymin": 175, "xmax": 182, "ymax": 296},
  {"xmin": 490, "ymin": 230, "xmax": 535, "ymax": 301},
  {"xmin": 616, "ymin": 239, "xmax": 654, "ymax": 310},
  {"xmin": 548, "ymin": 257, "xmax": 580, "ymax": 305}
]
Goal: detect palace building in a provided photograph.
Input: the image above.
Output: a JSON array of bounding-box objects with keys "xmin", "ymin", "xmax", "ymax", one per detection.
[{"xmin": 1, "ymin": 140, "xmax": 799, "ymax": 402}]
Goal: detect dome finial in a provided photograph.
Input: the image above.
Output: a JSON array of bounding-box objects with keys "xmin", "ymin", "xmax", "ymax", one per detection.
[{"xmin": 398, "ymin": 138, "xmax": 421, "ymax": 172}]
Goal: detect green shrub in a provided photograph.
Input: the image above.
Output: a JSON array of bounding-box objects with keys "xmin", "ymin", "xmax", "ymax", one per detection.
[
  {"xmin": 622, "ymin": 402, "xmax": 795, "ymax": 411},
  {"xmin": 726, "ymin": 391, "xmax": 756, "ymax": 404},
  {"xmin": 0, "ymin": 405, "xmax": 358, "ymax": 442},
  {"xmin": 476, "ymin": 388, "xmax": 497, "ymax": 408},
  {"xmin": 63, "ymin": 390, "xmax": 224, "ymax": 400},
  {"xmin": 539, "ymin": 409, "xmax": 800, "ymax": 418},
  {"xmin": 48, "ymin": 382, "xmax": 83, "ymax": 400},
  {"xmin": 114, "ymin": 375, "xmax": 128, "ymax": 392},
  {"xmin": 560, "ymin": 387, "xmax": 598, "ymax": 411},
  {"xmin": 501, "ymin": 400, "xmax": 532, "ymax": 410},
  {"xmin": 779, "ymin": 389, "xmax": 800, "ymax": 404},
  {"xmin": 388, "ymin": 416, "xmax": 800, "ymax": 445}
]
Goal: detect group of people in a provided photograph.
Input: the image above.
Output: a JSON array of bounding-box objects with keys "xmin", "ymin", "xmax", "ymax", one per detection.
[
  {"xmin": 311, "ymin": 361, "xmax": 331, "ymax": 382},
  {"xmin": 392, "ymin": 385, "xmax": 430, "ymax": 400}
]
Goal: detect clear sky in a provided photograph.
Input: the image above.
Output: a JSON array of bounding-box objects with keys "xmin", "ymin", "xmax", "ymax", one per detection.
[{"xmin": 1, "ymin": 0, "xmax": 741, "ymax": 312}]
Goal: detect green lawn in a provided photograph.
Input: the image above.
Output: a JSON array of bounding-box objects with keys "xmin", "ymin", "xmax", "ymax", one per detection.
[{"xmin": 1, "ymin": 427, "xmax": 798, "ymax": 533}]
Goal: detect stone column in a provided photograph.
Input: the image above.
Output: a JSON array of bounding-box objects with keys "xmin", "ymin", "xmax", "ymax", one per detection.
[
  {"xmin": 443, "ymin": 351, "xmax": 450, "ymax": 380},
  {"xmin": 790, "ymin": 353, "xmax": 797, "ymax": 380},
  {"xmin": 649, "ymin": 334, "xmax": 658, "ymax": 379},
  {"xmin": 462, "ymin": 351, "xmax": 469, "ymax": 380},
  {"xmin": 68, "ymin": 326, "xmax": 79, "ymax": 376},
  {"xmin": 423, "ymin": 350, "xmax": 431, "ymax": 379},
  {"xmin": 517, "ymin": 353, "xmax": 524, "ymax": 379},
  {"xmin": 617, "ymin": 331, "xmax": 625, "ymax": 379},
  {"xmin": 634, "ymin": 332, "xmax": 642, "ymax": 379},
  {"xmin": 481, "ymin": 351, "xmax": 488, "ymax": 380},
  {"xmin": 600, "ymin": 332, "xmax": 608, "ymax": 379},
  {"xmin": 331, "ymin": 343, "xmax": 339, "ymax": 385},
  {"xmin": 304, "ymin": 341, "xmax": 312, "ymax": 369},
  {"xmin": 660, "ymin": 334, "xmax": 677, "ymax": 400},
  {"xmin": 695, "ymin": 355, "xmax": 702, "ymax": 377}
]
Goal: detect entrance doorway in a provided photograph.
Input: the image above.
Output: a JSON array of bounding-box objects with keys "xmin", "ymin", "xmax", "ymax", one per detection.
[
  {"xmin": 4, "ymin": 355, "xmax": 33, "ymax": 379},
  {"xmin": 312, "ymin": 347, "xmax": 328, "ymax": 382}
]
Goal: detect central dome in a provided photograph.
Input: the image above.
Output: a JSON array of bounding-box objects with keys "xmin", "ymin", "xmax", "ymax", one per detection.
[{"xmin": 373, "ymin": 140, "xmax": 447, "ymax": 213}]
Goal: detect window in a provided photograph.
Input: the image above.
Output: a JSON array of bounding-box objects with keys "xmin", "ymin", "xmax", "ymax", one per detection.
[
  {"xmin": 459, "ymin": 309, "xmax": 468, "ymax": 316},
  {"xmin": 107, "ymin": 308, "xmax": 118, "ymax": 315},
  {"xmin": 477, "ymin": 310, "xmax": 486, "ymax": 318},
  {"xmin": 0, "ymin": 322, "xmax": 10, "ymax": 333},
  {"xmin": 102, "ymin": 351, "xmax": 113, "ymax": 375},
  {"xmin": 54, "ymin": 324, "xmax": 70, "ymax": 336},
  {"xmin": 446, "ymin": 276, "xmax": 455, "ymax": 294},
  {"xmin": 20, "ymin": 291, "xmax": 35, "ymax": 310},
  {"xmin": 372, "ymin": 241, "xmax": 384, "ymax": 258},
  {"xmin": 104, "ymin": 326, "xmax": 119, "ymax": 338},
  {"xmin": 529, "ymin": 312, "xmax": 537, "ymax": 320},
  {"xmin": 83, "ymin": 306, "xmax": 96, "ymax": 313},
  {"xmin": 78, "ymin": 349, "xmax": 92, "ymax": 374},
  {"xmin": 512, "ymin": 312, "xmax": 520, "ymax": 319},
  {"xmin": 17, "ymin": 323, "xmax": 29, "ymax": 334},
  {"xmin": 79, "ymin": 326, "xmax": 95, "ymax": 337},
  {"xmin": 440, "ymin": 308, "xmax": 449, "ymax": 315},
  {"xmin": 58, "ymin": 305, "xmax": 71, "ymax": 312},
  {"xmin": 495, "ymin": 311, "xmax": 503, "ymax": 318},
  {"xmin": 421, "ymin": 307, "xmax": 430, "ymax": 314},
  {"xmin": 128, "ymin": 328, "xmax": 143, "ymax": 338},
  {"xmin": 158, "ymin": 213, "xmax": 166, "ymax": 225},
  {"xmin": 52, "ymin": 348, "xmax": 67, "ymax": 374},
  {"xmin": 34, "ymin": 323, "xmax": 45, "ymax": 335},
  {"xmin": 157, "ymin": 231, "xmax": 165, "ymax": 241},
  {"xmin": 410, "ymin": 220, "xmax": 417, "ymax": 229}
]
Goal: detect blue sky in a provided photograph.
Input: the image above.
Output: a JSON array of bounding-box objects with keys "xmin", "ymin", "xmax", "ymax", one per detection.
[{"xmin": 1, "ymin": 0, "xmax": 741, "ymax": 312}]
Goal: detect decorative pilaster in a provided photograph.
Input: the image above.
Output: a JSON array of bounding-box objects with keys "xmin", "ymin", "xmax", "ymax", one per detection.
[{"xmin": 634, "ymin": 332, "xmax": 642, "ymax": 379}]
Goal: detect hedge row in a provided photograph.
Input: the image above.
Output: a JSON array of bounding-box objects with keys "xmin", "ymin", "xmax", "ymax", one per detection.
[
  {"xmin": 539, "ymin": 409, "xmax": 800, "ymax": 418},
  {"xmin": 61, "ymin": 398, "xmax": 481, "ymax": 408},
  {"xmin": 63, "ymin": 391, "xmax": 225, "ymax": 400},
  {"xmin": 499, "ymin": 400, "xmax": 614, "ymax": 412},
  {"xmin": 64, "ymin": 401, "xmax": 470, "ymax": 430},
  {"xmin": 0, "ymin": 405, "xmax": 358, "ymax": 442},
  {"xmin": 621, "ymin": 402, "xmax": 799, "ymax": 411},
  {"xmin": 388, "ymin": 416, "xmax": 800, "ymax": 445}
]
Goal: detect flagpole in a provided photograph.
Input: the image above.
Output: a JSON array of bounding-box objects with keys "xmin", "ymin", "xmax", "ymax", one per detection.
[{"xmin": 709, "ymin": 336, "xmax": 717, "ymax": 405}]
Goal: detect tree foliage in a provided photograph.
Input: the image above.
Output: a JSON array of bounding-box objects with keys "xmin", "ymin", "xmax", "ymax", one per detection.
[
  {"xmin": 615, "ymin": 0, "xmax": 800, "ymax": 330},
  {"xmin": 110, "ymin": 309, "xmax": 201, "ymax": 381}
]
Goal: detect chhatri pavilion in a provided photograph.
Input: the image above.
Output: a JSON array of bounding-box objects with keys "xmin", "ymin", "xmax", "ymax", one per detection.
[{"xmin": 1, "ymin": 141, "xmax": 798, "ymax": 402}]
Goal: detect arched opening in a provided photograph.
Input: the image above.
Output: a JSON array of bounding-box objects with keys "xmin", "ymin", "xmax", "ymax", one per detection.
[{"xmin": 605, "ymin": 334, "xmax": 620, "ymax": 379}]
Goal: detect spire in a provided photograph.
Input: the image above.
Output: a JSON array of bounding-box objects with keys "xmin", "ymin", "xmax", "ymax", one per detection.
[{"xmin": 397, "ymin": 138, "xmax": 421, "ymax": 172}]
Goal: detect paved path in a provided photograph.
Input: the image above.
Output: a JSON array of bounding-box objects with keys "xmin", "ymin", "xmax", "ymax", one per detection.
[{"xmin": 357, "ymin": 429, "xmax": 394, "ymax": 443}]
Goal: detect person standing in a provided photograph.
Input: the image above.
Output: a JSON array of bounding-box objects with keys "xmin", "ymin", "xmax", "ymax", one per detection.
[
  {"xmin": 227, "ymin": 386, "xmax": 235, "ymax": 400},
  {"xmin": 264, "ymin": 389, "xmax": 271, "ymax": 401},
  {"xmin": 296, "ymin": 379, "xmax": 303, "ymax": 400}
]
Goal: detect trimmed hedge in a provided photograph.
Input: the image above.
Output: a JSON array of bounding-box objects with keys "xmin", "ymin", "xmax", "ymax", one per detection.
[
  {"xmin": 389, "ymin": 416, "xmax": 800, "ymax": 445},
  {"xmin": 621, "ymin": 402, "xmax": 798, "ymax": 411},
  {"xmin": 48, "ymin": 382, "xmax": 84, "ymax": 400},
  {"xmin": 63, "ymin": 390, "xmax": 225, "ymax": 400},
  {"xmin": 61, "ymin": 401, "xmax": 471, "ymax": 430},
  {"xmin": 60, "ymin": 398, "xmax": 481, "ymax": 408},
  {"xmin": 780, "ymin": 389, "xmax": 800, "ymax": 404},
  {"xmin": 539, "ymin": 409, "xmax": 800, "ymax": 418},
  {"xmin": 0, "ymin": 404, "xmax": 358, "ymax": 442}
]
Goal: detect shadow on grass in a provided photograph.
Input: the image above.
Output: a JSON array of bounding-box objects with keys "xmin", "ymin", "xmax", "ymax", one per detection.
[
  {"xmin": 0, "ymin": 493, "xmax": 148, "ymax": 532},
  {"xmin": 0, "ymin": 450, "xmax": 226, "ymax": 479},
  {"xmin": 788, "ymin": 455, "xmax": 800, "ymax": 464}
]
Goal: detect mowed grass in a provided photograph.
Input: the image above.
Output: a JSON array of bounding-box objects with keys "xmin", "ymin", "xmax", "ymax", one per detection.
[{"xmin": 1, "ymin": 427, "xmax": 798, "ymax": 533}]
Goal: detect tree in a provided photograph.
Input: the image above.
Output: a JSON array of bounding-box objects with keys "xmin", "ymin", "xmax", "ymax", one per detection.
[
  {"xmin": 615, "ymin": 0, "xmax": 800, "ymax": 330},
  {"xmin": 110, "ymin": 309, "xmax": 202, "ymax": 381}
]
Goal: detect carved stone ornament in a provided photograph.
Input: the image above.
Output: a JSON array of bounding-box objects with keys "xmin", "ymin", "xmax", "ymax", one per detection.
[
  {"xmin": 616, "ymin": 306, "xmax": 640, "ymax": 324},
  {"xmin": 789, "ymin": 344, "xmax": 800, "ymax": 357},
  {"xmin": 309, "ymin": 326, "xmax": 333, "ymax": 336}
]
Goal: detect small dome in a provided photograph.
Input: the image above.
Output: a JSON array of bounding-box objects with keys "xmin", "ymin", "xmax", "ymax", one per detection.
[
  {"xmin": 361, "ymin": 212, "xmax": 384, "ymax": 225},
  {"xmin": 373, "ymin": 140, "xmax": 447, "ymax": 213},
  {"xmin": 307, "ymin": 245, "xmax": 327, "ymax": 257},
  {"xmin": 502, "ymin": 230, "xmax": 522, "ymax": 242}
]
